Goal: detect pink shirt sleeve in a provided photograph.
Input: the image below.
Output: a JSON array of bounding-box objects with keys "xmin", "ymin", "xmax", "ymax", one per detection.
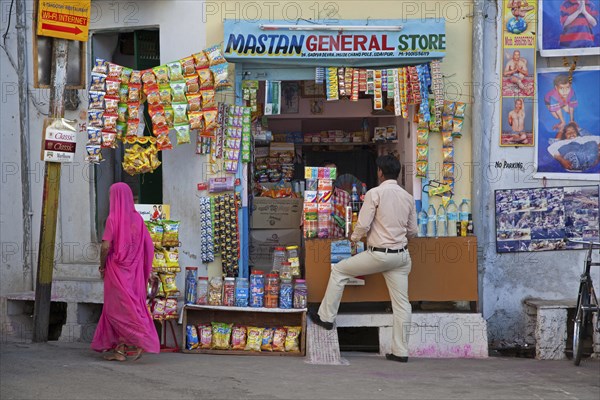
[{"xmin": 102, "ymin": 218, "xmax": 113, "ymax": 242}]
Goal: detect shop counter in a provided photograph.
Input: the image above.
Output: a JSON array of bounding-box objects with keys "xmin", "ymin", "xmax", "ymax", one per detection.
[
  {"xmin": 181, "ymin": 304, "xmax": 306, "ymax": 356},
  {"xmin": 305, "ymin": 236, "xmax": 478, "ymax": 308}
]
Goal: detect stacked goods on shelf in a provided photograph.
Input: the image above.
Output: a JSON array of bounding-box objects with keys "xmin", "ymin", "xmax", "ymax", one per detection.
[
  {"xmin": 146, "ymin": 219, "xmax": 181, "ymax": 321},
  {"xmin": 303, "ymin": 167, "xmax": 337, "ymax": 239}
]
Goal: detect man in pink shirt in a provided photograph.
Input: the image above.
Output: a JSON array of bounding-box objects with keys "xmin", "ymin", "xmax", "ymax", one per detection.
[{"xmin": 310, "ymin": 155, "xmax": 418, "ymax": 363}]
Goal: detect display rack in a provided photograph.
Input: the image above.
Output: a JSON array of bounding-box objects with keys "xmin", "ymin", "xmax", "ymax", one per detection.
[{"xmin": 181, "ymin": 304, "xmax": 307, "ymax": 356}]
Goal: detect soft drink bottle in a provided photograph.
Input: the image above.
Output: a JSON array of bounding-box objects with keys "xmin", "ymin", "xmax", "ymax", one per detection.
[{"xmin": 351, "ymin": 184, "xmax": 360, "ymax": 212}]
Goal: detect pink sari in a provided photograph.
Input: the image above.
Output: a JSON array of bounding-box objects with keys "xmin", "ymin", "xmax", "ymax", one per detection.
[{"xmin": 91, "ymin": 183, "xmax": 160, "ymax": 353}]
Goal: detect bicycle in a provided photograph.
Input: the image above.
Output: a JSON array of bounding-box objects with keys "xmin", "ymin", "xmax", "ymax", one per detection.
[{"xmin": 569, "ymin": 239, "xmax": 600, "ymax": 366}]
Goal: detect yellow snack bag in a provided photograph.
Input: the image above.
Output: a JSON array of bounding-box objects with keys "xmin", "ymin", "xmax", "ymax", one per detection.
[
  {"xmin": 244, "ymin": 327, "xmax": 265, "ymax": 352},
  {"xmin": 284, "ymin": 326, "xmax": 301, "ymax": 352}
]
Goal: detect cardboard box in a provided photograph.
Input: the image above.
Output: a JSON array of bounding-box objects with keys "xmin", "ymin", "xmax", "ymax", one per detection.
[
  {"xmin": 249, "ymin": 228, "xmax": 302, "ymax": 269},
  {"xmin": 251, "ymin": 197, "xmax": 303, "ymax": 229}
]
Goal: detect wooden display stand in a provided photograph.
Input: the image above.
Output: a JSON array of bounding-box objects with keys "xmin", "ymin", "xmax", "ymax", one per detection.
[
  {"xmin": 181, "ymin": 305, "xmax": 307, "ymax": 356},
  {"xmin": 305, "ymin": 236, "xmax": 479, "ymax": 308}
]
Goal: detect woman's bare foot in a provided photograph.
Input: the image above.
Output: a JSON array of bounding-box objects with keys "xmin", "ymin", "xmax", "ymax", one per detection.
[{"xmin": 103, "ymin": 343, "xmax": 126, "ymax": 361}]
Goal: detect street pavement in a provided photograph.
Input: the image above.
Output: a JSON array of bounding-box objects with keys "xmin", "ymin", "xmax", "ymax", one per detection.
[{"xmin": 1, "ymin": 339, "xmax": 599, "ymax": 400}]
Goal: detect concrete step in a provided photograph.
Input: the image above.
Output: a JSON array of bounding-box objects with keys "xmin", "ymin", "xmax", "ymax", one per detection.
[
  {"xmin": 51, "ymin": 278, "xmax": 104, "ymax": 304},
  {"xmin": 54, "ymin": 263, "xmax": 100, "ymax": 280}
]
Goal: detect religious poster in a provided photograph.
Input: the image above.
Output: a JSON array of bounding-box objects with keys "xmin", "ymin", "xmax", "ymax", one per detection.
[
  {"xmin": 539, "ymin": 0, "xmax": 600, "ymax": 57},
  {"xmin": 535, "ymin": 67, "xmax": 600, "ymax": 179},
  {"xmin": 495, "ymin": 185, "xmax": 599, "ymax": 253},
  {"xmin": 500, "ymin": 0, "xmax": 537, "ymax": 146}
]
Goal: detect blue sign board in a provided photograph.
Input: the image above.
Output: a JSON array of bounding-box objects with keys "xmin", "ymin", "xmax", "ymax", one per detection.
[{"xmin": 224, "ymin": 19, "xmax": 446, "ymax": 66}]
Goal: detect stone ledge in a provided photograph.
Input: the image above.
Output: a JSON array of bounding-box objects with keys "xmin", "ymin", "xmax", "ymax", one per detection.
[{"xmin": 524, "ymin": 298, "xmax": 576, "ymax": 310}]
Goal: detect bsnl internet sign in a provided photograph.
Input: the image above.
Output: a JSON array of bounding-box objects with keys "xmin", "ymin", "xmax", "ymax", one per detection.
[{"xmin": 223, "ymin": 19, "xmax": 445, "ymax": 61}]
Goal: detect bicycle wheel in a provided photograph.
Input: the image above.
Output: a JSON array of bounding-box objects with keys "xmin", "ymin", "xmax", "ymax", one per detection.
[{"xmin": 573, "ymin": 283, "xmax": 590, "ymax": 366}]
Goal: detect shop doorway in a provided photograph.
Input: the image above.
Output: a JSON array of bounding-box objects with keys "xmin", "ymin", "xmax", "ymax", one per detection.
[{"xmin": 91, "ymin": 29, "xmax": 163, "ymax": 239}]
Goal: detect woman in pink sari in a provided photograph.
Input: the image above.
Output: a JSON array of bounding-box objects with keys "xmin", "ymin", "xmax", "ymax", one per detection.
[{"xmin": 92, "ymin": 183, "xmax": 160, "ymax": 361}]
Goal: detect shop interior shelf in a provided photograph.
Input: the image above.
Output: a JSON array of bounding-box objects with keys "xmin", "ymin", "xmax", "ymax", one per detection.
[
  {"xmin": 297, "ymin": 141, "xmax": 398, "ymax": 147},
  {"xmin": 181, "ymin": 304, "xmax": 307, "ymax": 356}
]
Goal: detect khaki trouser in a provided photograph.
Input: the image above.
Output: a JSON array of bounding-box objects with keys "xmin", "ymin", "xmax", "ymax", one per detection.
[{"xmin": 318, "ymin": 249, "xmax": 412, "ymax": 357}]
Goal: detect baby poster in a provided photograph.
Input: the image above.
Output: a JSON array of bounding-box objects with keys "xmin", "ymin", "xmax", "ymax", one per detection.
[
  {"xmin": 535, "ymin": 67, "xmax": 600, "ymax": 180},
  {"xmin": 539, "ymin": 0, "xmax": 600, "ymax": 57}
]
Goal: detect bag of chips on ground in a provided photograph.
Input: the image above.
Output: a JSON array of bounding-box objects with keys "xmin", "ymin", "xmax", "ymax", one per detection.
[
  {"xmin": 245, "ymin": 327, "xmax": 265, "ymax": 352},
  {"xmin": 284, "ymin": 326, "xmax": 301, "ymax": 352},
  {"xmin": 211, "ymin": 322, "xmax": 233, "ymax": 350},
  {"xmin": 272, "ymin": 327, "xmax": 287, "ymax": 352},
  {"xmin": 186, "ymin": 325, "xmax": 199, "ymax": 350},
  {"xmin": 198, "ymin": 324, "xmax": 212, "ymax": 349},
  {"xmin": 231, "ymin": 326, "xmax": 247, "ymax": 350},
  {"xmin": 261, "ymin": 327, "xmax": 275, "ymax": 352}
]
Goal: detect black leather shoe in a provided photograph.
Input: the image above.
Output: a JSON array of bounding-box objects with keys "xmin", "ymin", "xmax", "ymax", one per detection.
[
  {"xmin": 385, "ymin": 353, "xmax": 408, "ymax": 363},
  {"xmin": 308, "ymin": 310, "xmax": 334, "ymax": 330}
]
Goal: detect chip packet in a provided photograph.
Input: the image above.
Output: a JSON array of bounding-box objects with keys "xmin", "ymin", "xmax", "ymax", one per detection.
[
  {"xmin": 245, "ymin": 327, "xmax": 265, "ymax": 352},
  {"xmin": 284, "ymin": 326, "xmax": 301, "ymax": 352},
  {"xmin": 231, "ymin": 326, "xmax": 247, "ymax": 350},
  {"xmin": 211, "ymin": 322, "xmax": 233, "ymax": 350}
]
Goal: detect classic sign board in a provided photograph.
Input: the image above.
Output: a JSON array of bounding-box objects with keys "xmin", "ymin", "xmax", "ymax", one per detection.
[
  {"xmin": 41, "ymin": 118, "xmax": 77, "ymax": 163},
  {"xmin": 37, "ymin": 0, "xmax": 91, "ymax": 42}
]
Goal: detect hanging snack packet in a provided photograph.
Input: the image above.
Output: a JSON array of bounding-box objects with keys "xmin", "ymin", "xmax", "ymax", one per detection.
[
  {"xmin": 180, "ymin": 56, "xmax": 196, "ymax": 75},
  {"xmin": 417, "ymin": 129, "xmax": 429, "ymax": 145},
  {"xmin": 167, "ymin": 61, "xmax": 184, "ymax": 82},
  {"xmin": 284, "ymin": 326, "xmax": 301, "ymax": 352},
  {"xmin": 128, "ymin": 83, "xmax": 141, "ymax": 102},
  {"xmin": 88, "ymin": 110, "xmax": 104, "ymax": 128},
  {"xmin": 416, "ymin": 161, "xmax": 428, "ymax": 178},
  {"xmin": 193, "ymin": 51, "xmax": 210, "ymax": 68},
  {"xmin": 186, "ymin": 93, "xmax": 202, "ymax": 112},
  {"xmin": 87, "ymin": 127, "xmax": 101, "ymax": 144},
  {"xmin": 129, "ymin": 70, "xmax": 142, "ymax": 85},
  {"xmin": 442, "ymin": 115, "xmax": 453, "ymax": 131},
  {"xmin": 244, "ymin": 327, "xmax": 265, "ymax": 352},
  {"xmin": 116, "ymin": 122, "xmax": 127, "ymax": 138},
  {"xmin": 107, "ymin": 63, "xmax": 123, "ymax": 79},
  {"xmin": 173, "ymin": 103, "xmax": 188, "ymax": 124},
  {"xmin": 152, "ymin": 250, "xmax": 167, "ymax": 270},
  {"xmin": 186, "ymin": 325, "xmax": 199, "ymax": 350},
  {"xmin": 156, "ymin": 133, "xmax": 173, "ymax": 151},
  {"xmin": 92, "ymin": 58, "xmax": 108, "ymax": 74},
  {"xmin": 126, "ymin": 119, "xmax": 140, "ymax": 137},
  {"xmin": 141, "ymin": 68, "xmax": 157, "ymax": 85},
  {"xmin": 158, "ymin": 84, "xmax": 172, "ymax": 105},
  {"xmin": 272, "ymin": 327, "xmax": 287, "ymax": 352},
  {"xmin": 203, "ymin": 108, "xmax": 218, "ymax": 131},
  {"xmin": 149, "ymin": 105, "xmax": 167, "ymax": 128},
  {"xmin": 175, "ymin": 124, "xmax": 191, "ymax": 145},
  {"xmin": 443, "ymin": 100, "xmax": 455, "ymax": 116},
  {"xmin": 147, "ymin": 145, "xmax": 161, "ymax": 170},
  {"xmin": 86, "ymin": 144, "xmax": 102, "ymax": 163},
  {"xmin": 104, "ymin": 96, "xmax": 119, "ymax": 114},
  {"xmin": 146, "ymin": 220, "xmax": 162, "ymax": 246},
  {"xmin": 261, "ymin": 328, "xmax": 275, "ymax": 352},
  {"xmin": 162, "ymin": 220, "xmax": 180, "ymax": 247},
  {"xmin": 119, "ymin": 84, "xmax": 129, "ymax": 103},
  {"xmin": 442, "ymin": 130, "xmax": 453, "ymax": 147},
  {"xmin": 105, "ymin": 79, "xmax": 120, "ymax": 97},
  {"xmin": 443, "ymin": 146, "xmax": 454, "ymax": 163},
  {"xmin": 211, "ymin": 322, "xmax": 233, "ymax": 350},
  {"xmin": 454, "ymin": 102, "xmax": 467, "ymax": 118},
  {"xmin": 210, "ymin": 63, "xmax": 232, "ymax": 91},
  {"xmin": 205, "ymin": 45, "xmax": 226, "ymax": 66},
  {"xmin": 159, "ymin": 272, "xmax": 178, "ymax": 294},
  {"xmin": 88, "ymin": 91, "xmax": 105, "ymax": 110},
  {"xmin": 231, "ymin": 326, "xmax": 247, "ymax": 350},
  {"xmin": 144, "ymin": 84, "xmax": 162, "ymax": 106},
  {"xmin": 103, "ymin": 114, "xmax": 118, "ymax": 131},
  {"xmin": 201, "ymin": 89, "xmax": 216, "ymax": 109},
  {"xmin": 197, "ymin": 67, "xmax": 213, "ymax": 90},
  {"xmin": 170, "ymin": 81, "xmax": 187, "ymax": 103},
  {"xmin": 89, "ymin": 72, "xmax": 106, "ymax": 91},
  {"xmin": 153, "ymin": 65, "xmax": 169, "ymax": 85},
  {"xmin": 188, "ymin": 111, "xmax": 204, "ymax": 130},
  {"xmin": 164, "ymin": 248, "xmax": 179, "ymax": 270},
  {"xmin": 151, "ymin": 298, "xmax": 166, "ymax": 318},
  {"xmin": 120, "ymin": 67, "xmax": 132, "ymax": 85},
  {"xmin": 198, "ymin": 325, "xmax": 212, "ymax": 349},
  {"xmin": 127, "ymin": 102, "xmax": 141, "ymax": 120},
  {"xmin": 164, "ymin": 106, "xmax": 174, "ymax": 128},
  {"xmin": 443, "ymin": 163, "xmax": 455, "ymax": 179},
  {"xmin": 185, "ymin": 74, "xmax": 200, "ymax": 94},
  {"xmin": 452, "ymin": 117, "xmax": 464, "ymax": 137},
  {"xmin": 416, "ymin": 145, "xmax": 429, "ymax": 162},
  {"xmin": 117, "ymin": 103, "xmax": 128, "ymax": 123},
  {"xmin": 101, "ymin": 130, "xmax": 117, "ymax": 149},
  {"xmin": 165, "ymin": 298, "xmax": 177, "ymax": 315}
]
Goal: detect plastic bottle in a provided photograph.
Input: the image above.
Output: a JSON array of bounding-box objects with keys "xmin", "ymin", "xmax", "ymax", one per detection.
[
  {"xmin": 280, "ymin": 261, "xmax": 293, "ymax": 282},
  {"xmin": 360, "ymin": 183, "xmax": 367, "ymax": 202},
  {"xmin": 417, "ymin": 205, "xmax": 428, "ymax": 237},
  {"xmin": 362, "ymin": 118, "xmax": 370, "ymax": 142},
  {"xmin": 427, "ymin": 205, "xmax": 437, "ymax": 237},
  {"xmin": 184, "ymin": 267, "xmax": 198, "ymax": 305},
  {"xmin": 265, "ymin": 273, "xmax": 280, "ymax": 308},
  {"xmin": 459, "ymin": 199, "xmax": 470, "ymax": 237},
  {"xmin": 351, "ymin": 212, "xmax": 358, "ymax": 235},
  {"xmin": 279, "ymin": 280, "xmax": 293, "ymax": 309},
  {"xmin": 351, "ymin": 184, "xmax": 360, "ymax": 212},
  {"xmin": 223, "ymin": 277, "xmax": 236, "ymax": 307},
  {"xmin": 249, "ymin": 270, "xmax": 265, "ymax": 308},
  {"xmin": 272, "ymin": 246, "xmax": 287, "ymax": 273},
  {"xmin": 235, "ymin": 277, "xmax": 249, "ymax": 307},
  {"xmin": 196, "ymin": 276, "xmax": 208, "ymax": 305},
  {"xmin": 436, "ymin": 204, "xmax": 447, "ymax": 237},
  {"xmin": 293, "ymin": 279, "xmax": 308, "ymax": 309},
  {"xmin": 446, "ymin": 200, "xmax": 458, "ymax": 237}
]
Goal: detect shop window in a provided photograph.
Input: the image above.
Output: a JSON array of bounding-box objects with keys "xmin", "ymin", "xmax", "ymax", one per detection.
[{"xmin": 91, "ymin": 29, "xmax": 162, "ymax": 240}]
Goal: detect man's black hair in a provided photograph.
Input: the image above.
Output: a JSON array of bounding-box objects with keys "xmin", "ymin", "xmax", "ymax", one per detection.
[{"xmin": 376, "ymin": 155, "xmax": 401, "ymax": 180}]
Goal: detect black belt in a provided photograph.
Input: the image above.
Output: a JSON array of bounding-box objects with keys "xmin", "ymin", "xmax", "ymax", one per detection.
[{"xmin": 368, "ymin": 246, "xmax": 408, "ymax": 253}]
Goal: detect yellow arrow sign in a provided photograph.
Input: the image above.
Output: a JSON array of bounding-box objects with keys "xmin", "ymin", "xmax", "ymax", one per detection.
[{"xmin": 37, "ymin": 0, "xmax": 91, "ymax": 42}]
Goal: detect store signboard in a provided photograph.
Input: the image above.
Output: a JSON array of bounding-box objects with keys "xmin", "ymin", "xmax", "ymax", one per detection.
[
  {"xmin": 224, "ymin": 19, "xmax": 445, "ymax": 65},
  {"xmin": 135, "ymin": 204, "xmax": 171, "ymax": 222},
  {"xmin": 41, "ymin": 118, "xmax": 77, "ymax": 163},
  {"xmin": 37, "ymin": 0, "xmax": 91, "ymax": 42}
]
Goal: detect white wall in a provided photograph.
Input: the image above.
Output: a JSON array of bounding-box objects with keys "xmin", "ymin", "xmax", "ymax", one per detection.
[
  {"xmin": 0, "ymin": 0, "xmax": 206, "ymax": 296},
  {"xmin": 478, "ymin": 0, "xmax": 600, "ymax": 344}
]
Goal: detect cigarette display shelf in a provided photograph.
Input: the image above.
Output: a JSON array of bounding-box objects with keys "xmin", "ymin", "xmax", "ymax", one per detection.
[{"xmin": 181, "ymin": 304, "xmax": 307, "ymax": 356}]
